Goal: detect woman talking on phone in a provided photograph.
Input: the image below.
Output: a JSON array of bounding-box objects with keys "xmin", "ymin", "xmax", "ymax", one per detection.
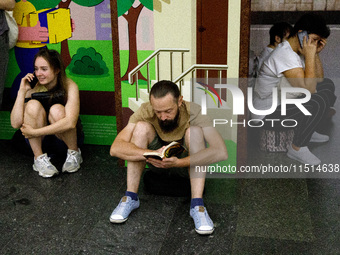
[{"xmin": 10, "ymin": 48, "xmax": 83, "ymax": 178}]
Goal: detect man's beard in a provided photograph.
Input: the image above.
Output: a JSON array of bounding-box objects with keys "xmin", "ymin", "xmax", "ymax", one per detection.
[{"xmin": 158, "ymin": 110, "xmax": 180, "ymax": 133}]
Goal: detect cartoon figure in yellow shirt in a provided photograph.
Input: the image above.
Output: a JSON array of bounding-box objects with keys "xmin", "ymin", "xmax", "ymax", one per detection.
[{"xmin": 11, "ymin": 0, "xmax": 72, "ymax": 99}]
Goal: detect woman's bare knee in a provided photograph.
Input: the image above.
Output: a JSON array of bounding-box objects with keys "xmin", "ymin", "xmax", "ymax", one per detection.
[
  {"xmin": 49, "ymin": 104, "xmax": 66, "ymax": 123},
  {"xmin": 24, "ymin": 100, "xmax": 46, "ymax": 120}
]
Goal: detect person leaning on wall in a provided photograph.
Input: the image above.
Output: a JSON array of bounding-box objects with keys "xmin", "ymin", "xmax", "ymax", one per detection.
[
  {"xmin": 0, "ymin": 0, "xmax": 16, "ymax": 109},
  {"xmin": 252, "ymin": 13, "xmax": 336, "ymax": 165},
  {"xmin": 10, "ymin": 48, "xmax": 84, "ymax": 178},
  {"xmin": 256, "ymin": 21, "xmax": 293, "ymax": 75}
]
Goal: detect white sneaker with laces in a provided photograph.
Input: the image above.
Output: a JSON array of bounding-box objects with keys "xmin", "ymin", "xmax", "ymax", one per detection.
[
  {"xmin": 33, "ymin": 153, "xmax": 59, "ymax": 178},
  {"xmin": 287, "ymin": 145, "xmax": 321, "ymax": 165},
  {"xmin": 62, "ymin": 149, "xmax": 83, "ymax": 173},
  {"xmin": 310, "ymin": 131, "xmax": 329, "ymax": 143}
]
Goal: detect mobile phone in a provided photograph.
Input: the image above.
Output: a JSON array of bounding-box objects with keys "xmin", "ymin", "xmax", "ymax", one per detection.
[
  {"xmin": 29, "ymin": 74, "xmax": 39, "ymax": 88},
  {"xmin": 298, "ymin": 31, "xmax": 309, "ymax": 48}
]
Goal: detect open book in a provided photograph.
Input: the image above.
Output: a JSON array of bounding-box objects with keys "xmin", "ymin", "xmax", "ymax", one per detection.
[{"xmin": 143, "ymin": 141, "xmax": 186, "ymax": 160}]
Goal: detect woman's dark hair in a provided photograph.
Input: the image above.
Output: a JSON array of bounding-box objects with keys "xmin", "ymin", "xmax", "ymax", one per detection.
[
  {"xmin": 269, "ymin": 22, "xmax": 293, "ymax": 45},
  {"xmin": 149, "ymin": 80, "xmax": 180, "ymax": 102},
  {"xmin": 34, "ymin": 48, "xmax": 67, "ymax": 101},
  {"xmin": 290, "ymin": 13, "xmax": 330, "ymax": 39}
]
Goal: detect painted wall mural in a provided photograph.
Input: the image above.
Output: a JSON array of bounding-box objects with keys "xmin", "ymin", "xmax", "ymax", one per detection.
[
  {"xmin": 117, "ymin": 0, "xmax": 153, "ymax": 81},
  {"xmin": 0, "ymin": 0, "xmax": 238, "ymax": 169},
  {"xmin": 118, "ymin": 0, "xmax": 155, "ymax": 117},
  {"xmin": 1, "ymin": 0, "xmax": 156, "ymax": 146}
]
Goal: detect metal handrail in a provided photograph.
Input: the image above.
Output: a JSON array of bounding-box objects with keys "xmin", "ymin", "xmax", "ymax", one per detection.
[
  {"xmin": 128, "ymin": 48, "xmax": 190, "ymax": 100},
  {"xmin": 173, "ymin": 64, "xmax": 228, "ymax": 83}
]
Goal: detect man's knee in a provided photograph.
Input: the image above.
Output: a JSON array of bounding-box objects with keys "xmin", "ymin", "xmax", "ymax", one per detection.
[
  {"xmin": 49, "ymin": 104, "xmax": 65, "ymax": 123},
  {"xmin": 132, "ymin": 121, "xmax": 156, "ymax": 142},
  {"xmin": 186, "ymin": 126, "xmax": 204, "ymax": 141},
  {"xmin": 185, "ymin": 126, "xmax": 205, "ymax": 151}
]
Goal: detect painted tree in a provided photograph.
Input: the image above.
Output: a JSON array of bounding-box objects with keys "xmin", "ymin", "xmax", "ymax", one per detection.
[
  {"xmin": 118, "ymin": 0, "xmax": 153, "ymax": 81},
  {"xmin": 29, "ymin": 0, "xmax": 105, "ymax": 67}
]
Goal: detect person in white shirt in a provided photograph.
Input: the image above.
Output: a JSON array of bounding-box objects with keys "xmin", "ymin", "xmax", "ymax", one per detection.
[
  {"xmin": 256, "ymin": 22, "xmax": 293, "ymax": 76},
  {"xmin": 252, "ymin": 13, "xmax": 336, "ymax": 165}
]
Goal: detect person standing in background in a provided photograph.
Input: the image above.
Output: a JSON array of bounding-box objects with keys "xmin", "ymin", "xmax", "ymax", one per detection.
[{"xmin": 0, "ymin": 0, "xmax": 16, "ymax": 109}]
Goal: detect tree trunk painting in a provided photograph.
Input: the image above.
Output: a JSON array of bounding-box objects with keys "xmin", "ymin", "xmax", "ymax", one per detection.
[
  {"xmin": 121, "ymin": 3, "xmax": 147, "ymax": 82},
  {"xmin": 58, "ymin": 0, "xmax": 72, "ymax": 67}
]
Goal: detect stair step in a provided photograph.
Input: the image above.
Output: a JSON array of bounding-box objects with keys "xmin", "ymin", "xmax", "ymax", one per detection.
[
  {"xmin": 140, "ymin": 89, "xmax": 149, "ymax": 102},
  {"xmin": 128, "ymin": 97, "xmax": 145, "ymax": 112}
]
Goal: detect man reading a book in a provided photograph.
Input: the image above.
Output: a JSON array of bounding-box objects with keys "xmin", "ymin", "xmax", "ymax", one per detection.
[{"xmin": 109, "ymin": 80, "xmax": 228, "ymax": 235}]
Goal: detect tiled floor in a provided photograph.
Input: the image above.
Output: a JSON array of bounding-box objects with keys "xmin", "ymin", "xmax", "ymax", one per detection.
[{"xmin": 1, "ymin": 137, "xmax": 339, "ymax": 254}]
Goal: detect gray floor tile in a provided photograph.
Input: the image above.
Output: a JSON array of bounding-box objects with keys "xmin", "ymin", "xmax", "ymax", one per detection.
[{"xmin": 236, "ymin": 179, "xmax": 314, "ymax": 242}]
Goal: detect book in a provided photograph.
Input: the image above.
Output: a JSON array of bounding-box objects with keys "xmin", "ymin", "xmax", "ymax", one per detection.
[{"xmin": 143, "ymin": 141, "xmax": 186, "ymax": 160}]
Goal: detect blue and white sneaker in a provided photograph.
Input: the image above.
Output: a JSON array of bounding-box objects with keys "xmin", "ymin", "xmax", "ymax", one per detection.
[
  {"xmin": 109, "ymin": 196, "xmax": 140, "ymax": 223},
  {"xmin": 190, "ymin": 206, "xmax": 215, "ymax": 235}
]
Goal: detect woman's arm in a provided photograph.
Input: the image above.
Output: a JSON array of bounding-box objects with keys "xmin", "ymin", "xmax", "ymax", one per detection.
[
  {"xmin": 21, "ymin": 79, "xmax": 80, "ymax": 138},
  {"xmin": 10, "ymin": 74, "xmax": 34, "ymax": 129}
]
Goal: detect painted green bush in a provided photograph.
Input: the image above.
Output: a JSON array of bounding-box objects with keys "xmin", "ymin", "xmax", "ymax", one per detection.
[{"xmin": 69, "ymin": 47, "xmax": 109, "ymax": 75}]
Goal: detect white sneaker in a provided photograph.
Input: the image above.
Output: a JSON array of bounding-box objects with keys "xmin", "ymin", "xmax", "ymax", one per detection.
[
  {"xmin": 62, "ymin": 149, "xmax": 83, "ymax": 173},
  {"xmin": 287, "ymin": 145, "xmax": 321, "ymax": 165},
  {"xmin": 109, "ymin": 196, "xmax": 140, "ymax": 223},
  {"xmin": 190, "ymin": 206, "xmax": 215, "ymax": 235},
  {"xmin": 33, "ymin": 154, "xmax": 59, "ymax": 178},
  {"xmin": 310, "ymin": 132, "xmax": 329, "ymax": 143}
]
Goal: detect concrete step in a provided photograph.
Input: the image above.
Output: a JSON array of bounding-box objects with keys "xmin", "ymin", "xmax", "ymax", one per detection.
[
  {"xmin": 128, "ymin": 97, "xmax": 145, "ymax": 112},
  {"xmin": 140, "ymin": 89, "xmax": 149, "ymax": 102}
]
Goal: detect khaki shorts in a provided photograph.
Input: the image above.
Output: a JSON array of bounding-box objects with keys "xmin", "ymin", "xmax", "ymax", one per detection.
[{"xmin": 147, "ymin": 135, "xmax": 189, "ymax": 178}]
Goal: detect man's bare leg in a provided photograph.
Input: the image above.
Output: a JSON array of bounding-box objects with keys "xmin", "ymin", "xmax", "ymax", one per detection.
[
  {"xmin": 126, "ymin": 121, "xmax": 156, "ymax": 193},
  {"xmin": 186, "ymin": 126, "xmax": 215, "ymax": 235},
  {"xmin": 110, "ymin": 121, "xmax": 155, "ymax": 223},
  {"xmin": 186, "ymin": 126, "xmax": 206, "ymax": 198}
]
